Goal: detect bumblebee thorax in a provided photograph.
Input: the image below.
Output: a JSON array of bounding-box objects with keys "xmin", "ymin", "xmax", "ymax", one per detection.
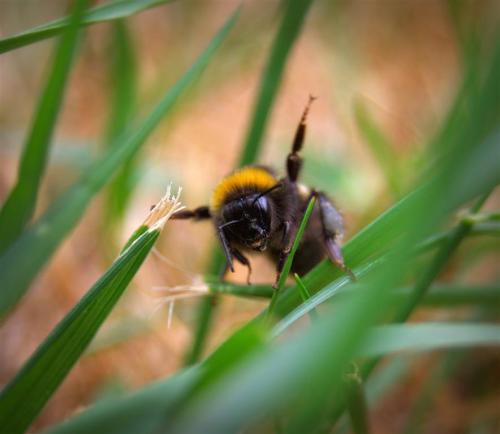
[{"xmin": 210, "ymin": 166, "xmax": 277, "ymax": 211}]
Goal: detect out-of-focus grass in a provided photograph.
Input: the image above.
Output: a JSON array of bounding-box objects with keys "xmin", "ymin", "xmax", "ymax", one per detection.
[
  {"xmin": 102, "ymin": 20, "xmax": 138, "ymax": 241},
  {"xmin": 0, "ymin": 7, "xmax": 240, "ymax": 318},
  {"xmin": 0, "ymin": 0, "xmax": 172, "ymax": 54},
  {"xmin": 0, "ymin": 1, "xmax": 498, "ymax": 434},
  {"xmin": 0, "ymin": 0, "xmax": 87, "ymax": 255}
]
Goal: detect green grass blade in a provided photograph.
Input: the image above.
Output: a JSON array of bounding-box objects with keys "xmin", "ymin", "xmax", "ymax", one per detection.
[
  {"xmin": 208, "ymin": 280, "xmax": 500, "ymax": 307},
  {"xmin": 0, "ymin": 0, "xmax": 88, "ymax": 255},
  {"xmin": 45, "ymin": 325, "xmax": 267, "ymax": 434},
  {"xmin": 207, "ymin": 281, "xmax": 275, "ymax": 298},
  {"xmin": 358, "ymin": 190, "xmax": 493, "ymax": 392},
  {"xmin": 395, "ymin": 190, "xmax": 492, "ymax": 323},
  {"xmin": 237, "ymin": 0, "xmax": 316, "ymax": 167},
  {"xmin": 294, "ymin": 273, "xmax": 319, "ymax": 321},
  {"xmin": 167, "ymin": 308, "xmax": 500, "ymax": 434},
  {"xmin": 103, "ymin": 20, "xmax": 138, "ymax": 231},
  {"xmin": 358, "ymin": 323, "xmax": 500, "ymax": 357},
  {"xmin": 277, "ymin": 282, "xmax": 500, "ymax": 333},
  {"xmin": 415, "ymin": 284, "xmax": 500, "ymax": 306},
  {"xmin": 267, "ymin": 196, "xmax": 316, "ymax": 319},
  {"xmin": 185, "ymin": 0, "xmax": 315, "ymax": 365},
  {"xmin": 354, "ymin": 100, "xmax": 402, "ymax": 197},
  {"xmin": 0, "ymin": 8, "xmax": 240, "ymax": 318},
  {"xmin": 44, "ymin": 369, "xmax": 203, "ymax": 434},
  {"xmin": 345, "ymin": 372, "xmax": 370, "ymax": 434},
  {"xmin": 0, "ymin": 227, "xmax": 159, "ymax": 434},
  {"xmin": 0, "ymin": 190, "xmax": 182, "ymax": 434},
  {"xmin": 0, "ymin": 0, "xmax": 171, "ymax": 54}
]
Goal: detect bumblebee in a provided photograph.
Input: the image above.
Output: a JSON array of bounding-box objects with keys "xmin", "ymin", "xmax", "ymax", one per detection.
[{"xmin": 172, "ymin": 97, "xmax": 353, "ymax": 285}]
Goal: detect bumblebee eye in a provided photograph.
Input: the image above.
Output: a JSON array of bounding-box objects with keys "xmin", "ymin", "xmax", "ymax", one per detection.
[{"xmin": 252, "ymin": 196, "xmax": 271, "ymax": 230}]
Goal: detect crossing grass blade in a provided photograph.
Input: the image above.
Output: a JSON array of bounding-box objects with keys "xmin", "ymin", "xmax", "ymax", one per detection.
[
  {"xmin": 0, "ymin": 187, "xmax": 183, "ymax": 434},
  {"xmin": 267, "ymin": 197, "xmax": 316, "ymax": 319},
  {"xmin": 0, "ymin": 0, "xmax": 171, "ymax": 54},
  {"xmin": 0, "ymin": 0, "xmax": 88, "ymax": 256},
  {"xmin": 0, "ymin": 8, "xmax": 239, "ymax": 319}
]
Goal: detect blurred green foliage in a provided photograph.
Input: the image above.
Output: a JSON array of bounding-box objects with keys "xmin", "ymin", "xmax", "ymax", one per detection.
[{"xmin": 0, "ymin": 1, "xmax": 498, "ymax": 434}]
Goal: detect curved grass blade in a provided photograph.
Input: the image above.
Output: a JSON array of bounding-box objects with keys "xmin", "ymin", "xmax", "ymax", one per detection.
[
  {"xmin": 0, "ymin": 0, "xmax": 171, "ymax": 54},
  {"xmin": 0, "ymin": 0, "xmax": 88, "ymax": 255},
  {"xmin": 0, "ymin": 8, "xmax": 240, "ymax": 318},
  {"xmin": 185, "ymin": 0, "xmax": 316, "ymax": 365},
  {"xmin": 0, "ymin": 189, "xmax": 182, "ymax": 434}
]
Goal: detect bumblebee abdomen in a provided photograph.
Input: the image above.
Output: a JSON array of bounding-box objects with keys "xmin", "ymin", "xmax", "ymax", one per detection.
[{"xmin": 210, "ymin": 166, "xmax": 277, "ymax": 211}]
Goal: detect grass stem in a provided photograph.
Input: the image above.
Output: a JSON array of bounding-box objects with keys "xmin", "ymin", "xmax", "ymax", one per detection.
[{"xmin": 267, "ymin": 197, "xmax": 316, "ymax": 321}]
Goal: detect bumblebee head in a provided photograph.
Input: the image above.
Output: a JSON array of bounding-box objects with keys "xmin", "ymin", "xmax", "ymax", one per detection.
[{"xmin": 221, "ymin": 193, "xmax": 272, "ymax": 251}]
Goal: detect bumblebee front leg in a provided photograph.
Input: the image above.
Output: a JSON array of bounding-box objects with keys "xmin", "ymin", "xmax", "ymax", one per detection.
[
  {"xmin": 232, "ymin": 248, "xmax": 253, "ymax": 285},
  {"xmin": 286, "ymin": 95, "xmax": 316, "ymax": 183},
  {"xmin": 215, "ymin": 240, "xmax": 252, "ymax": 284},
  {"xmin": 316, "ymin": 192, "xmax": 356, "ymax": 281},
  {"xmin": 171, "ymin": 205, "xmax": 211, "ymax": 220}
]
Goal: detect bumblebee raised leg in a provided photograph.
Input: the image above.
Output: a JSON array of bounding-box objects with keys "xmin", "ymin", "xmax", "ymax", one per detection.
[
  {"xmin": 286, "ymin": 95, "xmax": 316, "ymax": 182},
  {"xmin": 272, "ymin": 96, "xmax": 316, "ymax": 286}
]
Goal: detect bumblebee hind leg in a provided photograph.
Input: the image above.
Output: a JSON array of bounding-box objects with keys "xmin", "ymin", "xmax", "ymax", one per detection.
[{"xmin": 315, "ymin": 192, "xmax": 356, "ymax": 281}]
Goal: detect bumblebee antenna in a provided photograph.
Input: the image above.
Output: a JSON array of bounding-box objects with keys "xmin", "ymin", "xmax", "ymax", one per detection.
[
  {"xmin": 219, "ymin": 219, "xmax": 243, "ymax": 229},
  {"xmin": 252, "ymin": 183, "xmax": 282, "ymax": 205}
]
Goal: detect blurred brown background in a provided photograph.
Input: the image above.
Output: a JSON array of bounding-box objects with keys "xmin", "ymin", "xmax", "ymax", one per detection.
[{"xmin": 0, "ymin": 1, "xmax": 498, "ymax": 432}]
